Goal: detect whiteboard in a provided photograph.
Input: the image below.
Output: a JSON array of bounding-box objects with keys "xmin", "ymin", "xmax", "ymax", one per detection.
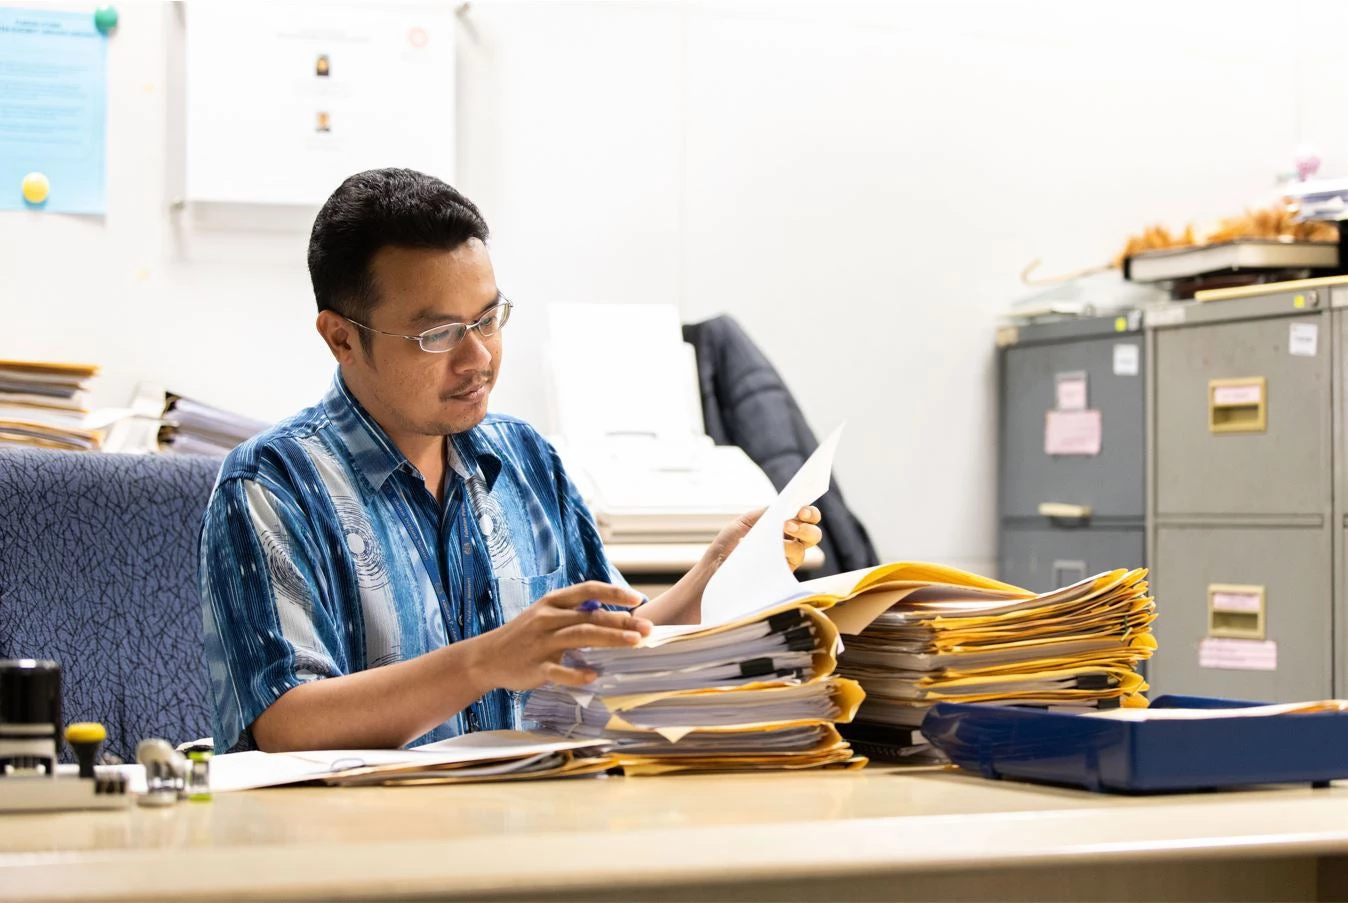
[{"xmin": 183, "ymin": 1, "xmax": 455, "ymax": 205}]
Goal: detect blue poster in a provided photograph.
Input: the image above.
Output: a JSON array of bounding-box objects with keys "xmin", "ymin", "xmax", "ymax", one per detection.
[{"xmin": 0, "ymin": 8, "xmax": 108, "ymax": 214}]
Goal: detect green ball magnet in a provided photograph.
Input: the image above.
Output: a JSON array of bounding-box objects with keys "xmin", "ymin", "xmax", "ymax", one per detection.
[{"xmin": 94, "ymin": 6, "xmax": 118, "ymax": 35}]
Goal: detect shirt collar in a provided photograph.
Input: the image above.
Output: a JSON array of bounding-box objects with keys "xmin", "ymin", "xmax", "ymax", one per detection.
[
  {"xmin": 322, "ymin": 372, "xmax": 502, "ymax": 492},
  {"xmin": 451, "ymin": 422, "xmax": 503, "ymax": 490}
]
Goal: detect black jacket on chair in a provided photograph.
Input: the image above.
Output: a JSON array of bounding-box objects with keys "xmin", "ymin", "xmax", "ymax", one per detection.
[{"xmin": 682, "ymin": 315, "xmax": 879, "ymax": 576}]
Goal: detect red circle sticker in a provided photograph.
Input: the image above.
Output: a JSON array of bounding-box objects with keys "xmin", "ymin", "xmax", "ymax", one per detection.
[{"xmin": 408, "ymin": 27, "xmax": 428, "ymax": 48}]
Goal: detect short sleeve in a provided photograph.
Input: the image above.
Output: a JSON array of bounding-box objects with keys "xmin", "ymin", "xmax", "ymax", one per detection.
[{"xmin": 199, "ymin": 476, "xmax": 346, "ymax": 752}]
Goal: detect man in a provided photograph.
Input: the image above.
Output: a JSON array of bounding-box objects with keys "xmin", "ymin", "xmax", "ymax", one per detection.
[{"xmin": 200, "ymin": 168, "xmax": 823, "ymax": 753}]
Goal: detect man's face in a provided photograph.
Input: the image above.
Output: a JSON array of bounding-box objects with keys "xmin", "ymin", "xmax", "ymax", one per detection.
[{"xmin": 335, "ymin": 239, "xmax": 502, "ymax": 438}]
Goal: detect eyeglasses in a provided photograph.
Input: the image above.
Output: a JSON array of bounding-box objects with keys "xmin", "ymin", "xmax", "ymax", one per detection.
[{"xmin": 345, "ymin": 298, "xmax": 513, "ymax": 354}]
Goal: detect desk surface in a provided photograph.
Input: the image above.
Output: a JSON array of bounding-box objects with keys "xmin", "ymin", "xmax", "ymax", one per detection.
[{"xmin": 4, "ymin": 767, "xmax": 1348, "ymax": 902}]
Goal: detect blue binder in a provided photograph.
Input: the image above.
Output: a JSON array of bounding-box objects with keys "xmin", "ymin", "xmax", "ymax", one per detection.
[{"xmin": 920, "ymin": 695, "xmax": 1348, "ymax": 793}]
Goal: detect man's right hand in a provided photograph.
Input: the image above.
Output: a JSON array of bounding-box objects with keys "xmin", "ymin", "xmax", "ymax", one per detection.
[{"xmin": 468, "ymin": 581, "xmax": 650, "ymax": 692}]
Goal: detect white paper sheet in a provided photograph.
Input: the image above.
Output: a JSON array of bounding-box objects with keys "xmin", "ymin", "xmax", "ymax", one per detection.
[
  {"xmin": 1084, "ymin": 699, "xmax": 1347, "ymax": 720},
  {"xmin": 698, "ymin": 425, "xmax": 844, "ymax": 626}
]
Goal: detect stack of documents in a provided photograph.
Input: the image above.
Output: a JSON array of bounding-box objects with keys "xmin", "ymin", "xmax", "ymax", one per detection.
[
  {"xmin": 207, "ymin": 732, "xmax": 615, "ymax": 791},
  {"xmin": 526, "ymin": 425, "xmax": 868, "ymax": 774},
  {"xmin": 1283, "ymin": 176, "xmax": 1348, "ymax": 221},
  {"xmin": 830, "ymin": 566, "xmax": 1156, "ymax": 732},
  {"xmin": 159, "ymin": 391, "xmax": 270, "ymax": 456},
  {"xmin": 0, "ymin": 360, "xmax": 102, "ymax": 451},
  {"xmin": 525, "ymin": 603, "xmax": 865, "ymax": 775},
  {"xmin": 525, "ymin": 426, "xmax": 1150, "ymax": 771}
]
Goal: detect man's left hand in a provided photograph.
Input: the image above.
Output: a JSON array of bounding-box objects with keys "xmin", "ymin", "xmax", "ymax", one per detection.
[
  {"xmin": 706, "ymin": 505, "xmax": 824, "ymax": 572},
  {"xmin": 782, "ymin": 505, "xmax": 823, "ymax": 570}
]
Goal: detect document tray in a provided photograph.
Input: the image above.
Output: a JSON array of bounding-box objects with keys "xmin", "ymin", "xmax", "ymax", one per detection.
[{"xmin": 920, "ymin": 695, "xmax": 1348, "ymax": 793}]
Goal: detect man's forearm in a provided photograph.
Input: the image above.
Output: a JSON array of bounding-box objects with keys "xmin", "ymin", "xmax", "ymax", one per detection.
[
  {"xmin": 251, "ymin": 636, "xmax": 495, "ymax": 751},
  {"xmin": 639, "ymin": 560, "xmax": 714, "ymax": 626}
]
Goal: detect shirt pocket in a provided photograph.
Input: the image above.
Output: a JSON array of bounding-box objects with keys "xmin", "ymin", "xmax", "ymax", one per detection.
[
  {"xmin": 493, "ymin": 564, "xmax": 568, "ymax": 624},
  {"xmin": 496, "ymin": 565, "xmax": 568, "ymax": 733}
]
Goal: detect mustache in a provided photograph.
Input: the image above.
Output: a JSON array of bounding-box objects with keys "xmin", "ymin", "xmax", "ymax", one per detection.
[{"xmin": 441, "ymin": 372, "xmax": 493, "ymax": 400}]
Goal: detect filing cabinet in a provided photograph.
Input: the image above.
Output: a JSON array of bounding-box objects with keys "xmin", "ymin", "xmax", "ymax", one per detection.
[
  {"xmin": 1146, "ymin": 287, "xmax": 1336, "ymax": 700},
  {"xmin": 1149, "ymin": 524, "xmax": 1331, "ymax": 701},
  {"xmin": 1152, "ymin": 299, "xmax": 1331, "ymax": 518},
  {"xmin": 1333, "ymin": 292, "xmax": 1348, "ymax": 697},
  {"xmin": 997, "ymin": 314, "xmax": 1146, "ymax": 593},
  {"xmin": 998, "ymin": 525, "xmax": 1144, "ymax": 597}
]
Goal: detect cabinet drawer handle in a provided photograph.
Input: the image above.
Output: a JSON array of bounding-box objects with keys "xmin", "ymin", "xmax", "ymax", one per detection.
[{"xmin": 1038, "ymin": 502, "xmax": 1092, "ymax": 520}]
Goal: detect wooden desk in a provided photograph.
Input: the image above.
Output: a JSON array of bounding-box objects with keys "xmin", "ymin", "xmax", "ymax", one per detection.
[{"xmin": 4, "ymin": 768, "xmax": 1348, "ymax": 902}]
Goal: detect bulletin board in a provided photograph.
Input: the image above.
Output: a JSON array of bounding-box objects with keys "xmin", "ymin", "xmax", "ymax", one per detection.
[{"xmin": 182, "ymin": 1, "xmax": 456, "ymax": 206}]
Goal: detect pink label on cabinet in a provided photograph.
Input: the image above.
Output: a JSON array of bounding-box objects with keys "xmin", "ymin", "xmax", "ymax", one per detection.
[
  {"xmin": 1044, "ymin": 410, "xmax": 1101, "ymax": 456},
  {"xmin": 1213, "ymin": 384, "xmax": 1262, "ymax": 406},
  {"xmin": 1055, "ymin": 374, "xmax": 1087, "ymax": 411},
  {"xmin": 1211, "ymin": 591, "xmax": 1261, "ymax": 613},
  {"xmin": 1199, "ymin": 638, "xmax": 1277, "ymax": 671}
]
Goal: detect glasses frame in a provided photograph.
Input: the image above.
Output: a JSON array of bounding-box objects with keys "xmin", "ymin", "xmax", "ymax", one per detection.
[{"xmin": 345, "ymin": 298, "xmax": 513, "ymax": 354}]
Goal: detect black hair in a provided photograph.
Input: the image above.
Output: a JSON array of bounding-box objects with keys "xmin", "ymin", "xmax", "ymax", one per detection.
[{"xmin": 308, "ymin": 168, "xmax": 490, "ymax": 348}]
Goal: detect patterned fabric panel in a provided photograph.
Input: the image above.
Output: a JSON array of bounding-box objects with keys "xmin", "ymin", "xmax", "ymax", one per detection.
[{"xmin": 0, "ymin": 448, "xmax": 221, "ymax": 762}]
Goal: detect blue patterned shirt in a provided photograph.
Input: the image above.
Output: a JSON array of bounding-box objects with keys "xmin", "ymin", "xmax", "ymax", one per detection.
[{"xmin": 199, "ymin": 374, "xmax": 625, "ymax": 752}]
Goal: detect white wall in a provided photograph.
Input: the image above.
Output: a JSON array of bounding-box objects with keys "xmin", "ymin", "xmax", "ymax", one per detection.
[{"xmin": 5, "ymin": 0, "xmax": 1348, "ymax": 575}]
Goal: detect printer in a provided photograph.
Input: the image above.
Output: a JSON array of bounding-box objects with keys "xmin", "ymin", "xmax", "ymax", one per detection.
[{"xmin": 544, "ymin": 303, "xmax": 776, "ymax": 546}]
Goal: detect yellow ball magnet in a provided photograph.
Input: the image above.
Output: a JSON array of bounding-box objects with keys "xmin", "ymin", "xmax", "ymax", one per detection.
[{"xmin": 21, "ymin": 172, "xmax": 50, "ymax": 205}]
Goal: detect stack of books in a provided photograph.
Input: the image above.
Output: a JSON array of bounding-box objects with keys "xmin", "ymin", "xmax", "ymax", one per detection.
[
  {"xmin": 830, "ymin": 566, "xmax": 1155, "ymax": 741},
  {"xmin": 525, "ymin": 601, "xmax": 866, "ymax": 775},
  {"xmin": 0, "ymin": 360, "xmax": 102, "ymax": 451}
]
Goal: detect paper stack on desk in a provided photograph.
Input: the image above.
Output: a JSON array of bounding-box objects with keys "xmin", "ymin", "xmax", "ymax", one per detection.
[
  {"xmin": 0, "ymin": 359, "xmax": 102, "ymax": 451},
  {"xmin": 525, "ymin": 602, "xmax": 865, "ymax": 775},
  {"xmin": 208, "ymin": 732, "xmax": 615, "ymax": 791},
  {"xmin": 834, "ymin": 566, "xmax": 1156, "ymax": 732},
  {"xmin": 530, "ymin": 426, "xmax": 1153, "ymax": 770},
  {"xmin": 527, "ymin": 427, "xmax": 866, "ymax": 774}
]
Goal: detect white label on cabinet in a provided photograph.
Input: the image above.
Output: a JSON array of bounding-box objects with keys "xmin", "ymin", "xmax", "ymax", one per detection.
[
  {"xmin": 1199, "ymin": 638, "xmax": 1277, "ymax": 671},
  {"xmin": 1113, "ymin": 343, "xmax": 1139, "ymax": 376},
  {"xmin": 1290, "ymin": 322, "xmax": 1318, "ymax": 357}
]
